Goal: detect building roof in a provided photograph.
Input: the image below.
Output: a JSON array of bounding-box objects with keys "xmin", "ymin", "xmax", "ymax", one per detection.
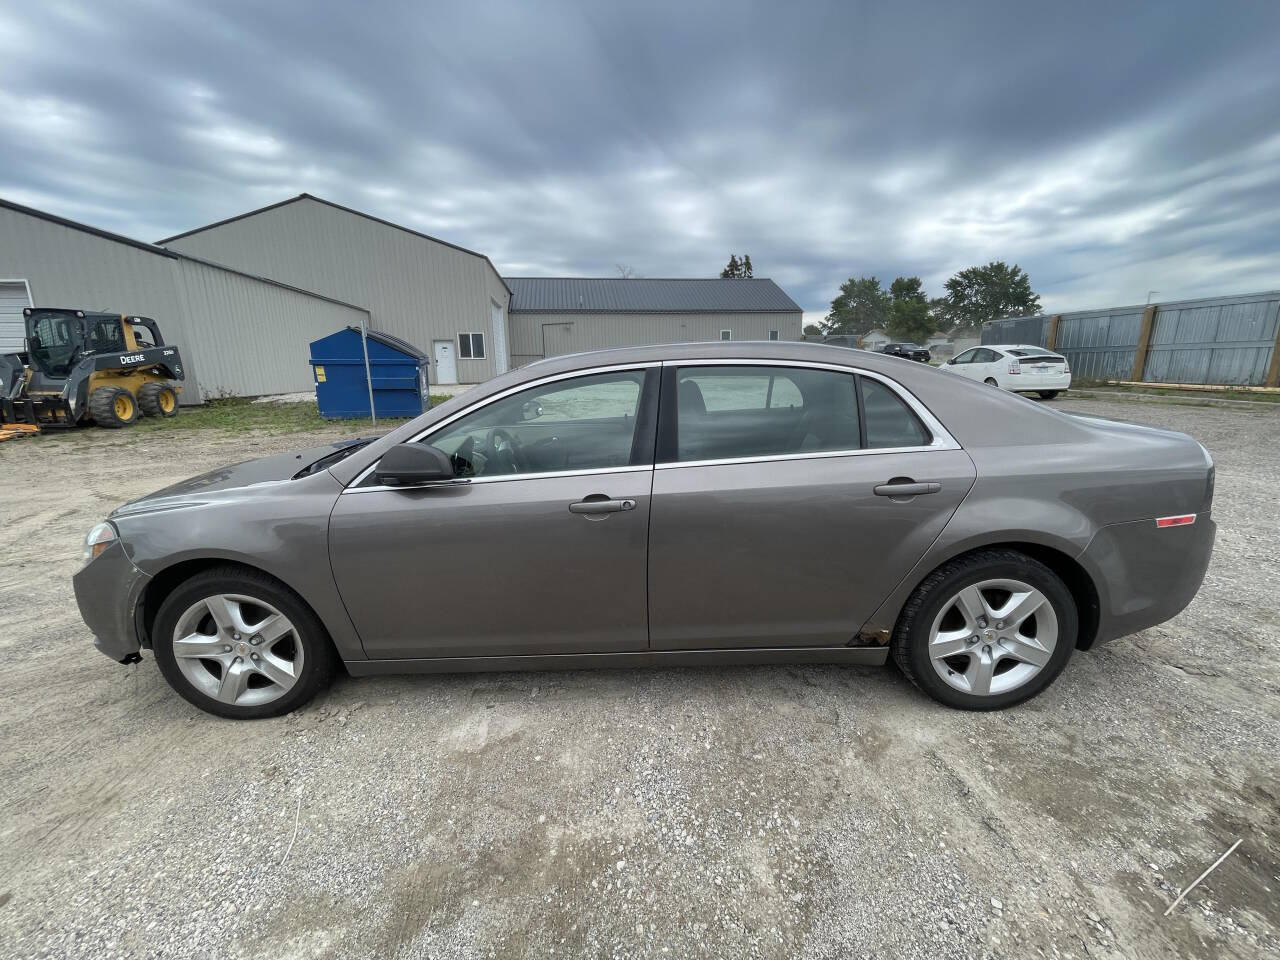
[
  {"xmin": 157, "ymin": 193, "xmax": 511, "ymax": 295},
  {"xmin": 0, "ymin": 196, "xmax": 371, "ymax": 314},
  {"xmin": 504, "ymin": 277, "xmax": 802, "ymax": 314}
]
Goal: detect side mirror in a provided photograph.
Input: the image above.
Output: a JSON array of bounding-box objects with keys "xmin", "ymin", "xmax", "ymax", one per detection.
[
  {"xmin": 946, "ymin": 358, "xmax": 956, "ymax": 365},
  {"xmin": 375, "ymin": 443, "xmax": 456, "ymax": 487},
  {"xmin": 521, "ymin": 400, "xmax": 543, "ymax": 421}
]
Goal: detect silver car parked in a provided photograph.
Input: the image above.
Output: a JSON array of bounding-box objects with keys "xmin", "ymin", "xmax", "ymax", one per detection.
[{"xmin": 74, "ymin": 342, "xmax": 1215, "ymax": 719}]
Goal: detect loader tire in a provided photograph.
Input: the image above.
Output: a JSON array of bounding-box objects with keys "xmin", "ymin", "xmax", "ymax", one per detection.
[
  {"xmin": 88, "ymin": 386, "xmax": 139, "ymax": 428},
  {"xmin": 138, "ymin": 382, "xmax": 179, "ymax": 418}
]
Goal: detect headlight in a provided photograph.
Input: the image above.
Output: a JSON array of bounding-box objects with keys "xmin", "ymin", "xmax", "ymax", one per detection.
[{"xmin": 83, "ymin": 522, "xmax": 117, "ymax": 564}]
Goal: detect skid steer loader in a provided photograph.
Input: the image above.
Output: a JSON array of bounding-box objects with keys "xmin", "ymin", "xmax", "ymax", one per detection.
[{"xmin": 0, "ymin": 308, "xmax": 185, "ymax": 439}]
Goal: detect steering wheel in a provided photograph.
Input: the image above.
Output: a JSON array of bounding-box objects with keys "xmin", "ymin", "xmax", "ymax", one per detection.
[{"xmin": 484, "ymin": 427, "xmax": 525, "ymax": 473}]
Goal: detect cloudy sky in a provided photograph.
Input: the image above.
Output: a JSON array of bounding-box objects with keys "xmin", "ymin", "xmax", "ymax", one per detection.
[{"xmin": 2, "ymin": 1, "xmax": 1278, "ymax": 325}]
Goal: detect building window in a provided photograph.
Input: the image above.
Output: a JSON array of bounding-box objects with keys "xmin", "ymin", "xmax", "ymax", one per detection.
[
  {"xmin": 768, "ymin": 330, "xmax": 780, "ymax": 341},
  {"xmin": 458, "ymin": 332, "xmax": 486, "ymax": 359},
  {"xmin": 719, "ymin": 329, "xmax": 732, "ymax": 341}
]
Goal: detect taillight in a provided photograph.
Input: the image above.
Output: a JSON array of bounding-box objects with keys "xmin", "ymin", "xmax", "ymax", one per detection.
[
  {"xmin": 1063, "ymin": 363, "xmax": 1070, "ymax": 373},
  {"xmin": 1155, "ymin": 514, "xmax": 1196, "ymax": 528},
  {"xmin": 1008, "ymin": 362, "xmax": 1021, "ymax": 374}
]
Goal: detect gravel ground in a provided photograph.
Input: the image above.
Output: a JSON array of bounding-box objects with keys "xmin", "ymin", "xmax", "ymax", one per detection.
[{"xmin": 0, "ymin": 397, "xmax": 1276, "ymax": 959}]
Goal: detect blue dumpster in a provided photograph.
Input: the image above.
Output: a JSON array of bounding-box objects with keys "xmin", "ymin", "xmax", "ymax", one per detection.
[{"xmin": 309, "ymin": 327, "xmax": 430, "ymax": 419}]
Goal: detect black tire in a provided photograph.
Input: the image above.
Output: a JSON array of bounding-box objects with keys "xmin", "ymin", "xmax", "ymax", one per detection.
[
  {"xmin": 88, "ymin": 386, "xmax": 138, "ymax": 427},
  {"xmin": 891, "ymin": 549, "xmax": 1078, "ymax": 711},
  {"xmin": 138, "ymin": 381, "xmax": 179, "ymax": 417},
  {"xmin": 152, "ymin": 566, "xmax": 335, "ymax": 719},
  {"xmin": 983, "ymin": 377, "xmax": 999, "ymax": 387},
  {"xmin": 1038, "ymin": 391, "xmax": 1060, "ymax": 400}
]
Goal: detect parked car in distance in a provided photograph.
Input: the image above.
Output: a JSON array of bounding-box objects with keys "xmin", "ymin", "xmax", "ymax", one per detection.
[
  {"xmin": 73, "ymin": 342, "xmax": 1214, "ymax": 719},
  {"xmin": 880, "ymin": 342, "xmax": 932, "ymax": 362},
  {"xmin": 943, "ymin": 343, "xmax": 1072, "ymax": 398}
]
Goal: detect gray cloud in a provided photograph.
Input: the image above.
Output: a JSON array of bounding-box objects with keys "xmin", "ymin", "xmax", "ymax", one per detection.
[{"xmin": 2, "ymin": 0, "xmax": 1278, "ymax": 321}]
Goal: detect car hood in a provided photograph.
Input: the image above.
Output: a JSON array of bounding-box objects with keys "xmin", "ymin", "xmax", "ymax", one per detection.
[{"xmin": 111, "ymin": 436, "xmax": 375, "ymax": 517}]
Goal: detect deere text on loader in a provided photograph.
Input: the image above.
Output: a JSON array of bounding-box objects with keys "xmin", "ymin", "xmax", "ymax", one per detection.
[{"xmin": 0, "ymin": 308, "xmax": 185, "ymax": 439}]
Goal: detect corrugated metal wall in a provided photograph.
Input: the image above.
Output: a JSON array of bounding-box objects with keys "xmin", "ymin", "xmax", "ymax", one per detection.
[
  {"xmin": 172, "ymin": 258, "xmax": 369, "ymax": 398},
  {"xmin": 163, "ymin": 198, "xmax": 510, "ymax": 384},
  {"xmin": 0, "ymin": 204, "xmax": 368, "ymax": 403},
  {"xmin": 983, "ymin": 291, "xmax": 1280, "ymax": 385},
  {"xmin": 1144, "ymin": 293, "xmax": 1279, "ymax": 385},
  {"xmin": 980, "ymin": 315, "xmax": 1049, "ymax": 349},
  {"xmin": 508, "ymin": 310, "xmax": 804, "ymax": 366},
  {"xmin": 1054, "ymin": 307, "xmax": 1145, "ymax": 382}
]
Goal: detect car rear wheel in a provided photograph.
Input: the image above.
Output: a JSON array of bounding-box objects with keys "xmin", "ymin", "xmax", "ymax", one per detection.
[
  {"xmin": 153, "ymin": 567, "xmax": 335, "ymax": 719},
  {"xmin": 1038, "ymin": 391, "xmax": 1060, "ymax": 399},
  {"xmin": 891, "ymin": 549, "xmax": 1077, "ymax": 710}
]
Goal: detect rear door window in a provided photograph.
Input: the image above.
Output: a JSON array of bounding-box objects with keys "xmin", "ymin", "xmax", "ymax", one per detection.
[{"xmin": 672, "ymin": 366, "xmax": 858, "ymax": 462}]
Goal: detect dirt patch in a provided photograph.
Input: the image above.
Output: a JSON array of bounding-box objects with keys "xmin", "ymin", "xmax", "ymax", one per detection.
[{"xmin": 0, "ymin": 398, "xmax": 1277, "ymax": 958}]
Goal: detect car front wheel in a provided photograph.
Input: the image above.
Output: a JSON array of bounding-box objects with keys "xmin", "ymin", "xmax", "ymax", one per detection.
[
  {"xmin": 891, "ymin": 549, "xmax": 1077, "ymax": 710},
  {"xmin": 153, "ymin": 567, "xmax": 335, "ymax": 719}
]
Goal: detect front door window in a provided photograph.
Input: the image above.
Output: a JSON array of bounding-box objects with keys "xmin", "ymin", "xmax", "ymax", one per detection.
[{"xmin": 427, "ymin": 370, "xmax": 646, "ymax": 477}]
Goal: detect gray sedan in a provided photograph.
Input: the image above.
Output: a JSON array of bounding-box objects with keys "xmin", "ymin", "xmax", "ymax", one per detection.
[{"xmin": 73, "ymin": 342, "xmax": 1216, "ymax": 719}]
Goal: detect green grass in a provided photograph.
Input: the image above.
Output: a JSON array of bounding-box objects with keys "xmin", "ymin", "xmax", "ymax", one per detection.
[{"xmin": 125, "ymin": 395, "xmax": 453, "ymax": 435}]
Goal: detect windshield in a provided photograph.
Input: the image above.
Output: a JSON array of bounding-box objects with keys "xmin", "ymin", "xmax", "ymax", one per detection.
[{"xmin": 25, "ymin": 310, "xmax": 82, "ymax": 378}]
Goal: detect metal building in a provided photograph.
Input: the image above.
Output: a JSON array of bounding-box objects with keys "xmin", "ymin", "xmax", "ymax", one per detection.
[
  {"xmin": 0, "ymin": 199, "xmax": 369, "ymax": 403},
  {"xmin": 3, "ymin": 192, "xmax": 808, "ymax": 400},
  {"xmin": 159, "ymin": 195, "xmax": 512, "ymax": 385},
  {"xmin": 504, "ymin": 277, "xmax": 803, "ymax": 366}
]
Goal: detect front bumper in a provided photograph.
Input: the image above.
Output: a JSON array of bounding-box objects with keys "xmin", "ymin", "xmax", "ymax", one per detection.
[
  {"xmin": 72, "ymin": 540, "xmax": 150, "ymax": 663},
  {"xmin": 1081, "ymin": 513, "xmax": 1216, "ymax": 645}
]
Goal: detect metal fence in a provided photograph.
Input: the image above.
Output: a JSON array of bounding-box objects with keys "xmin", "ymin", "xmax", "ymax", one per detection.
[{"xmin": 982, "ymin": 290, "xmax": 1280, "ymax": 386}]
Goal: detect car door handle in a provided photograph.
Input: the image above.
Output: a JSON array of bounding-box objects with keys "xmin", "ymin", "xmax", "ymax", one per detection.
[
  {"xmin": 873, "ymin": 480, "xmax": 941, "ymax": 497},
  {"xmin": 569, "ymin": 497, "xmax": 636, "ymax": 515}
]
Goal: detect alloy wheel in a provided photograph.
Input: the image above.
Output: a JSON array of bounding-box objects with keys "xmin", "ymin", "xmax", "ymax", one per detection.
[
  {"xmin": 171, "ymin": 594, "xmax": 304, "ymax": 707},
  {"xmin": 926, "ymin": 578, "xmax": 1058, "ymax": 697}
]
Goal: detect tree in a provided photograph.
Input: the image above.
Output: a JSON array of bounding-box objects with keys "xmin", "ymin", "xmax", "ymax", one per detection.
[
  {"xmin": 615, "ymin": 263, "xmax": 640, "ymax": 279},
  {"xmin": 823, "ymin": 276, "xmax": 890, "ymax": 337},
  {"xmin": 887, "ymin": 275, "xmax": 934, "ymax": 344},
  {"xmin": 803, "ymin": 323, "xmax": 822, "ymax": 336},
  {"xmin": 936, "ymin": 261, "xmax": 1040, "ymax": 331},
  {"xmin": 720, "ymin": 253, "xmax": 753, "ymax": 279}
]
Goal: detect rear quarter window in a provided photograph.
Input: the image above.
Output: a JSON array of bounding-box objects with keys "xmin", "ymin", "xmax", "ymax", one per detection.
[{"xmin": 859, "ymin": 377, "xmax": 930, "ymax": 449}]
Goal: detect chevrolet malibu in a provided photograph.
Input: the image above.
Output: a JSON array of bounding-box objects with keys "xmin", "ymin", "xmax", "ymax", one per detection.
[{"xmin": 73, "ymin": 342, "xmax": 1215, "ymax": 719}]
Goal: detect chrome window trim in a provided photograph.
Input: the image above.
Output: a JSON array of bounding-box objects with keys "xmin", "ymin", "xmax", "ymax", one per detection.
[
  {"xmin": 665, "ymin": 358, "xmax": 960, "ymax": 454},
  {"xmin": 345, "ymin": 463, "xmax": 651, "ymax": 495},
  {"xmin": 345, "ymin": 362, "xmax": 660, "ymax": 492},
  {"xmin": 655, "ymin": 444, "xmax": 943, "ymax": 471}
]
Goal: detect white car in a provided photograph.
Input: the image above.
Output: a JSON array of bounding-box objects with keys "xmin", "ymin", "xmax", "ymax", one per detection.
[{"xmin": 941, "ymin": 344, "xmax": 1072, "ymax": 398}]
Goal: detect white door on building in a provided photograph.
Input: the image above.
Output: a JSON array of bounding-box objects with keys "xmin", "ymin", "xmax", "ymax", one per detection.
[
  {"xmin": 433, "ymin": 339, "xmax": 457, "ymax": 384},
  {"xmin": 0, "ymin": 280, "xmax": 32, "ymax": 354},
  {"xmin": 490, "ymin": 300, "xmax": 509, "ymax": 375}
]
